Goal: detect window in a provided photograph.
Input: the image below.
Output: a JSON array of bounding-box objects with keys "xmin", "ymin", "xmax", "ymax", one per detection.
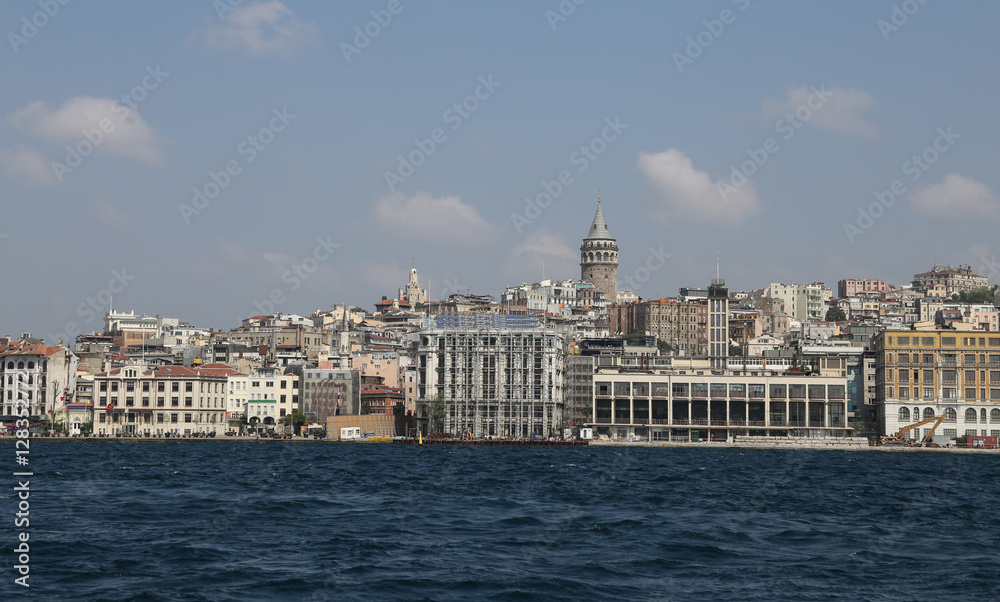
[
  {"xmin": 923, "ymin": 370, "xmax": 934, "ymax": 383},
  {"xmin": 111, "ymin": 381, "xmax": 119, "ymax": 392},
  {"xmin": 126, "ymin": 381, "xmax": 135, "ymax": 391},
  {"xmin": 899, "ymin": 407, "xmax": 910, "ymax": 421},
  {"xmin": 185, "ymin": 397, "xmax": 193, "ymax": 407},
  {"xmin": 671, "ymin": 383, "xmax": 689, "ymax": 396},
  {"xmin": 789, "ymin": 384, "xmax": 806, "ymax": 399},
  {"xmin": 172, "ymin": 382, "xmax": 179, "ymax": 392},
  {"xmin": 965, "ymin": 388, "xmax": 977, "ymax": 400},
  {"xmin": 898, "ymin": 337, "xmax": 910, "ymax": 345},
  {"xmin": 921, "ymin": 337, "xmax": 934, "ymax": 346},
  {"xmin": 944, "ymin": 408, "xmax": 957, "ymax": 421},
  {"xmin": 898, "ymin": 387, "xmax": 909, "ymax": 399},
  {"xmin": 142, "ymin": 382, "xmax": 150, "ymax": 392},
  {"xmin": 100, "ymin": 381, "xmax": 108, "ymax": 392},
  {"xmin": 769, "ymin": 384, "xmax": 787, "ymax": 399},
  {"xmin": 992, "ymin": 409, "xmax": 1000, "ymax": 422},
  {"xmin": 613, "ymin": 382, "xmax": 630, "ymax": 396},
  {"xmin": 923, "ymin": 408, "xmax": 935, "ymax": 419},
  {"xmin": 898, "ymin": 371, "xmax": 909, "ymax": 384},
  {"xmin": 942, "ymin": 337, "xmax": 956, "ymax": 346},
  {"xmin": 808, "ymin": 384, "xmax": 826, "ymax": 399},
  {"xmin": 170, "ymin": 413, "xmax": 178, "ymax": 423},
  {"xmin": 185, "ymin": 382, "xmax": 193, "ymax": 392},
  {"xmin": 184, "ymin": 414, "xmax": 192, "ymax": 423},
  {"xmin": 157, "ymin": 397, "xmax": 164, "ymax": 407},
  {"xmin": 171, "ymin": 397, "xmax": 179, "ymax": 407},
  {"xmin": 965, "ymin": 408, "xmax": 978, "ymax": 422},
  {"xmin": 158, "ymin": 382, "xmax": 165, "ymax": 392}
]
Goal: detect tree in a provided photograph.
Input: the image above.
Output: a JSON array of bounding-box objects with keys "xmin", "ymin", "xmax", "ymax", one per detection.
[
  {"xmin": 953, "ymin": 287, "xmax": 996, "ymax": 305},
  {"xmin": 430, "ymin": 392, "xmax": 446, "ymax": 434},
  {"xmin": 729, "ymin": 344, "xmax": 744, "ymax": 357},
  {"xmin": 825, "ymin": 306, "xmax": 847, "ymax": 322},
  {"xmin": 80, "ymin": 421, "xmax": 93, "ymax": 435},
  {"xmin": 279, "ymin": 412, "xmax": 307, "ymax": 435},
  {"xmin": 656, "ymin": 339, "xmax": 672, "ymax": 354}
]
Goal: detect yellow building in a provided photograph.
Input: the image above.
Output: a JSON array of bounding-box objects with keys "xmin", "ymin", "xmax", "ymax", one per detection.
[{"xmin": 873, "ymin": 330, "xmax": 1000, "ymax": 440}]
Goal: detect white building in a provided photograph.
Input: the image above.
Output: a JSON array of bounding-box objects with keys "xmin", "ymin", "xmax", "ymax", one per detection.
[
  {"xmin": 1, "ymin": 341, "xmax": 78, "ymax": 422},
  {"xmin": 226, "ymin": 368, "xmax": 299, "ymax": 433},
  {"xmin": 410, "ymin": 327, "xmax": 565, "ymax": 437}
]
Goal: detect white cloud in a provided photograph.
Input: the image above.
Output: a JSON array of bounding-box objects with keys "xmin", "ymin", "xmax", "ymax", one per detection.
[
  {"xmin": 511, "ymin": 229, "xmax": 576, "ymax": 259},
  {"xmin": 204, "ymin": 1, "xmax": 320, "ymax": 56},
  {"xmin": 0, "ymin": 145, "xmax": 58, "ymax": 186},
  {"xmin": 638, "ymin": 149, "xmax": 761, "ymax": 227},
  {"xmin": 761, "ymin": 85, "xmax": 880, "ymax": 138},
  {"xmin": 7, "ymin": 96, "xmax": 165, "ymax": 165},
  {"xmin": 372, "ymin": 192, "xmax": 495, "ymax": 243},
  {"xmin": 910, "ymin": 173, "xmax": 1000, "ymax": 221}
]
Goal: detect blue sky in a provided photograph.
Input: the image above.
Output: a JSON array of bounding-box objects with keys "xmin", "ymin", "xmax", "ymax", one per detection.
[{"xmin": 2, "ymin": 1, "xmax": 999, "ymax": 342}]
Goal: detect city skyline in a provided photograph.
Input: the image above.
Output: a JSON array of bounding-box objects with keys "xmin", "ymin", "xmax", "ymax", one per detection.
[{"xmin": 3, "ymin": 1, "xmax": 999, "ymax": 340}]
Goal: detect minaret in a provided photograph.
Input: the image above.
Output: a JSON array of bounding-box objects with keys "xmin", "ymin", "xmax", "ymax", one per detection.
[{"xmin": 580, "ymin": 191, "xmax": 618, "ymax": 304}]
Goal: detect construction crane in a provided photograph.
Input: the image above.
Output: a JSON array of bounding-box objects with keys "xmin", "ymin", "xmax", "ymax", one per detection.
[{"xmin": 881, "ymin": 414, "xmax": 946, "ymax": 445}]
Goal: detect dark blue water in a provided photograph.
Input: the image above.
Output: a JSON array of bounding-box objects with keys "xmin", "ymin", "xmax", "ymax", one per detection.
[{"xmin": 4, "ymin": 442, "xmax": 1000, "ymax": 600}]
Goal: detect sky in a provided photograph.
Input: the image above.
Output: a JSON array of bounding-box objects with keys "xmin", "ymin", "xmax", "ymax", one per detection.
[{"xmin": 2, "ymin": 1, "xmax": 999, "ymax": 343}]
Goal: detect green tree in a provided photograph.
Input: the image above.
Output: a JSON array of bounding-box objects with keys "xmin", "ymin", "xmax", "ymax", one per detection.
[
  {"xmin": 729, "ymin": 344, "xmax": 744, "ymax": 357},
  {"xmin": 953, "ymin": 287, "xmax": 996, "ymax": 304},
  {"xmin": 826, "ymin": 306, "xmax": 847, "ymax": 322},
  {"xmin": 656, "ymin": 339, "xmax": 672, "ymax": 354},
  {"xmin": 279, "ymin": 412, "xmax": 307, "ymax": 435},
  {"xmin": 430, "ymin": 392, "xmax": 446, "ymax": 433},
  {"xmin": 80, "ymin": 420, "xmax": 93, "ymax": 435}
]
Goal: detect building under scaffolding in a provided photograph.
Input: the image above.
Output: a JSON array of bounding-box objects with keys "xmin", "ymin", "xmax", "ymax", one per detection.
[{"xmin": 410, "ymin": 327, "xmax": 564, "ymax": 437}]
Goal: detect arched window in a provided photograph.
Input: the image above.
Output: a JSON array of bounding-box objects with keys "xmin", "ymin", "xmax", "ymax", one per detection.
[
  {"xmin": 27, "ymin": 362, "xmax": 33, "ymax": 369},
  {"xmin": 27, "ymin": 375, "xmax": 33, "ymax": 385},
  {"xmin": 898, "ymin": 407, "xmax": 910, "ymax": 421},
  {"xmin": 17, "ymin": 361, "xmax": 24, "ymax": 369},
  {"xmin": 945, "ymin": 407, "xmax": 957, "ymax": 420},
  {"xmin": 965, "ymin": 408, "xmax": 977, "ymax": 422},
  {"xmin": 991, "ymin": 409, "xmax": 1000, "ymax": 422},
  {"xmin": 912, "ymin": 407, "xmax": 919, "ymax": 421},
  {"xmin": 6, "ymin": 362, "xmax": 12, "ymax": 369},
  {"xmin": 981, "ymin": 408, "xmax": 987, "ymax": 422},
  {"xmin": 923, "ymin": 407, "xmax": 935, "ymax": 419}
]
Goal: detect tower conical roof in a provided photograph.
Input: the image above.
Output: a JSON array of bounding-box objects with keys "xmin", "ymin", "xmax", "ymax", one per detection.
[{"xmin": 586, "ymin": 196, "xmax": 613, "ymax": 240}]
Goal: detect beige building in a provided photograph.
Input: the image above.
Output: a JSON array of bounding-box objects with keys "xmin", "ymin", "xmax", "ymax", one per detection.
[
  {"xmin": 874, "ymin": 330, "xmax": 1000, "ymax": 439},
  {"xmin": 911, "ymin": 265, "xmax": 989, "ymax": 297},
  {"xmin": 95, "ymin": 362, "xmax": 238, "ymax": 436}
]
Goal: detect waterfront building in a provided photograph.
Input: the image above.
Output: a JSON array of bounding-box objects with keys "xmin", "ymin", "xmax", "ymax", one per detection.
[
  {"xmin": 226, "ymin": 367, "xmax": 299, "ymax": 434},
  {"xmin": 874, "ymin": 330, "xmax": 1000, "ymax": 439},
  {"xmin": 764, "ymin": 282, "xmax": 831, "ymax": 322},
  {"xmin": 94, "ymin": 362, "xmax": 238, "ymax": 436},
  {"xmin": 591, "ymin": 372, "xmax": 850, "ymax": 441},
  {"xmin": 0, "ymin": 339, "xmax": 78, "ymax": 421},
  {"xmin": 410, "ymin": 327, "xmax": 564, "ymax": 437}
]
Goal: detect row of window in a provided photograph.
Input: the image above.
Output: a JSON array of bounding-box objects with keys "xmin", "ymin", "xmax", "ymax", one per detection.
[
  {"xmin": 98, "ymin": 412, "xmax": 218, "ymax": 423},
  {"xmin": 890, "ymin": 387, "xmax": 1000, "ymax": 400},
  {"xmin": 3, "ymin": 361, "xmax": 36, "ymax": 370},
  {"xmin": 597, "ymin": 382, "xmax": 847, "ymax": 400},
  {"xmin": 890, "ymin": 336, "xmax": 1000, "ymax": 347},
  {"xmin": 98, "ymin": 396, "xmax": 224, "ymax": 408},
  {"xmin": 898, "ymin": 407, "xmax": 1000, "ymax": 423}
]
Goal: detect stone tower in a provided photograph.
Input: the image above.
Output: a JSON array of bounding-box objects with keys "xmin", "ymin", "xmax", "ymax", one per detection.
[{"xmin": 580, "ymin": 193, "xmax": 618, "ymax": 304}]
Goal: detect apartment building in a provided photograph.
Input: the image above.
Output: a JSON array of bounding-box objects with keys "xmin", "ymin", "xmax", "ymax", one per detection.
[
  {"xmin": 0, "ymin": 341, "xmax": 78, "ymax": 420},
  {"xmin": 911, "ymin": 265, "xmax": 989, "ymax": 297},
  {"xmin": 226, "ymin": 368, "xmax": 299, "ymax": 433}
]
